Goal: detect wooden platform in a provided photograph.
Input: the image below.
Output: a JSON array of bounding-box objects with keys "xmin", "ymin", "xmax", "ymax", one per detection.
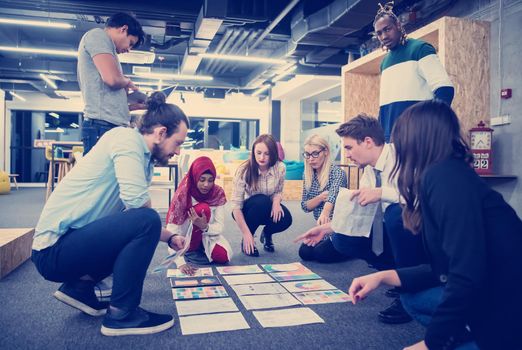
[
  {"xmin": 221, "ymin": 177, "xmax": 304, "ymax": 201},
  {"xmin": 0, "ymin": 228, "xmax": 34, "ymax": 279}
]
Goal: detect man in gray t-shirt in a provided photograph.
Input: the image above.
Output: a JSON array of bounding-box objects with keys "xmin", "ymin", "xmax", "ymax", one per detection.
[{"xmin": 78, "ymin": 13, "xmax": 145, "ymax": 155}]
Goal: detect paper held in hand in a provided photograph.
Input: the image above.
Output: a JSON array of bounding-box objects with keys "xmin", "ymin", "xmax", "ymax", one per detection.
[{"xmin": 330, "ymin": 188, "xmax": 379, "ymax": 237}]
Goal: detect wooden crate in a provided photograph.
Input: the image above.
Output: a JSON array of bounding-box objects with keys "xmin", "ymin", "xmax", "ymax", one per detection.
[
  {"xmin": 0, "ymin": 228, "xmax": 34, "ymax": 279},
  {"xmin": 221, "ymin": 176, "xmax": 303, "ymax": 201}
]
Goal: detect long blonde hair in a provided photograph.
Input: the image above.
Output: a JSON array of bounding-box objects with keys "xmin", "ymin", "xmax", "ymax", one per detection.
[{"xmin": 303, "ymin": 135, "xmax": 332, "ymax": 191}]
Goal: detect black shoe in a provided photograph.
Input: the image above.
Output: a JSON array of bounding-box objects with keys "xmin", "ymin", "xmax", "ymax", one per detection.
[
  {"xmin": 101, "ymin": 307, "xmax": 174, "ymax": 336},
  {"xmin": 241, "ymin": 239, "xmax": 259, "ymax": 257},
  {"xmin": 54, "ymin": 280, "xmax": 109, "ymax": 316},
  {"xmin": 385, "ymin": 287, "xmax": 400, "ymax": 298},
  {"xmin": 378, "ymin": 298, "xmax": 412, "ymax": 324},
  {"xmin": 260, "ymin": 230, "xmax": 274, "ymax": 252}
]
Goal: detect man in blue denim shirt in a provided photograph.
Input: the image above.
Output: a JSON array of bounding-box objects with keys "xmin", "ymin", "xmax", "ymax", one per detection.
[
  {"xmin": 78, "ymin": 13, "xmax": 146, "ymax": 154},
  {"xmin": 32, "ymin": 93, "xmax": 188, "ymax": 336}
]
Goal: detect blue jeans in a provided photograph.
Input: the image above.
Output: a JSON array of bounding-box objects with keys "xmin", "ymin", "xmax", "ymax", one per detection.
[
  {"xmin": 81, "ymin": 118, "xmax": 118, "ymax": 155},
  {"xmin": 401, "ymin": 287, "xmax": 479, "ymax": 350},
  {"xmin": 32, "ymin": 208, "xmax": 161, "ymax": 310}
]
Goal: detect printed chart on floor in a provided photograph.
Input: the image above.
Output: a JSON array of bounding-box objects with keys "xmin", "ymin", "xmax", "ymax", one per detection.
[
  {"xmin": 170, "ymin": 276, "xmax": 222, "ymax": 288},
  {"xmin": 167, "ymin": 267, "xmax": 213, "ymax": 278},
  {"xmin": 261, "ymin": 262, "xmax": 311, "ymax": 273},
  {"xmin": 216, "ymin": 264, "xmax": 263, "ymax": 275},
  {"xmin": 269, "ymin": 270, "xmax": 322, "ymax": 282},
  {"xmin": 222, "ymin": 273, "xmax": 274, "ymax": 285},
  {"xmin": 238, "ymin": 293, "xmax": 301, "ymax": 310},
  {"xmin": 230, "ymin": 282, "xmax": 287, "ymax": 296},
  {"xmin": 253, "ymin": 307, "xmax": 325, "ymax": 328},
  {"xmin": 180, "ymin": 312, "xmax": 250, "ymax": 335},
  {"xmin": 280, "ymin": 279, "xmax": 337, "ymax": 293},
  {"xmin": 293, "ymin": 290, "xmax": 352, "ymax": 305},
  {"xmin": 175, "ymin": 297, "xmax": 239, "ymax": 316},
  {"xmin": 172, "ymin": 286, "xmax": 228, "ymax": 300}
]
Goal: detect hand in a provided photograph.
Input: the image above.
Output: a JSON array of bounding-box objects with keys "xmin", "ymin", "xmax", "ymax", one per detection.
[
  {"xmin": 319, "ymin": 191, "xmax": 329, "ymax": 202},
  {"xmin": 169, "ymin": 235, "xmax": 185, "ymax": 250},
  {"xmin": 271, "ymin": 202, "xmax": 284, "ymax": 223},
  {"xmin": 179, "ymin": 264, "xmax": 198, "ymax": 276},
  {"xmin": 128, "ymin": 102, "xmax": 147, "ymax": 111},
  {"xmin": 126, "ymin": 78, "xmax": 138, "ymax": 91},
  {"xmin": 294, "ymin": 226, "xmax": 326, "ymax": 247},
  {"xmin": 350, "ymin": 188, "xmax": 382, "ymax": 206},
  {"xmin": 242, "ymin": 234, "xmax": 256, "ymax": 255},
  {"xmin": 316, "ymin": 213, "xmax": 330, "ymax": 225},
  {"xmin": 189, "ymin": 208, "xmax": 208, "ymax": 230},
  {"xmin": 348, "ymin": 272, "xmax": 383, "ymax": 304},
  {"xmin": 403, "ymin": 340, "xmax": 428, "ymax": 350}
]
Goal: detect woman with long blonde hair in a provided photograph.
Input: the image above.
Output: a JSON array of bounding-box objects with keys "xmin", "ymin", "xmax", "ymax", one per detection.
[{"xmin": 299, "ymin": 134, "xmax": 348, "ymax": 262}]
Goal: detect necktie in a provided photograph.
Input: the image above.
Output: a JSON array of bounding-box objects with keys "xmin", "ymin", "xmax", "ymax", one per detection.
[{"xmin": 372, "ymin": 168, "xmax": 384, "ymax": 255}]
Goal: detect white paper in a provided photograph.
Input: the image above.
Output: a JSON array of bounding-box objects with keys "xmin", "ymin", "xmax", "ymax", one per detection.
[
  {"xmin": 238, "ymin": 293, "xmax": 301, "ymax": 310},
  {"xmin": 231, "ymin": 282, "xmax": 287, "ymax": 296},
  {"xmin": 175, "ymin": 297, "xmax": 238, "ymax": 316},
  {"xmin": 223, "ymin": 273, "xmax": 274, "ymax": 285},
  {"xmin": 292, "ymin": 290, "xmax": 352, "ymax": 305},
  {"xmin": 253, "ymin": 307, "xmax": 325, "ymax": 328},
  {"xmin": 180, "ymin": 312, "xmax": 250, "ymax": 335},
  {"xmin": 216, "ymin": 264, "xmax": 263, "ymax": 275},
  {"xmin": 331, "ymin": 188, "xmax": 379, "ymax": 237},
  {"xmin": 280, "ymin": 279, "xmax": 337, "ymax": 293},
  {"xmin": 167, "ymin": 267, "xmax": 214, "ymax": 278},
  {"xmin": 261, "ymin": 262, "xmax": 309, "ymax": 273}
]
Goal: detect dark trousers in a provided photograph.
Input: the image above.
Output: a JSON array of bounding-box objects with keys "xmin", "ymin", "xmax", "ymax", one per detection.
[
  {"xmin": 235, "ymin": 194, "xmax": 292, "ymax": 236},
  {"xmin": 32, "ymin": 208, "xmax": 161, "ymax": 310},
  {"xmin": 298, "ymin": 237, "xmax": 350, "ymax": 263},
  {"xmin": 81, "ymin": 118, "xmax": 118, "ymax": 155}
]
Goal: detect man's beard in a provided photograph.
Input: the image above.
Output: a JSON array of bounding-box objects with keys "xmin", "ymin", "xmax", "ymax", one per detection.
[{"xmin": 151, "ymin": 144, "xmax": 170, "ymax": 166}]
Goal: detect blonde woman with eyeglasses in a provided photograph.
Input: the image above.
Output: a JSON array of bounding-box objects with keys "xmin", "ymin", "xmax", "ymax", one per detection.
[{"xmin": 299, "ymin": 134, "xmax": 348, "ymax": 263}]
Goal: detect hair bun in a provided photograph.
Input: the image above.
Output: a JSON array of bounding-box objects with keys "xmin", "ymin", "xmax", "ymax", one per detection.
[{"xmin": 146, "ymin": 91, "xmax": 166, "ymax": 111}]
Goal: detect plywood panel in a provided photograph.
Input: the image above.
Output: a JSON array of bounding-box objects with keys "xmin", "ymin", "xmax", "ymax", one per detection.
[{"xmin": 0, "ymin": 228, "xmax": 34, "ymax": 279}]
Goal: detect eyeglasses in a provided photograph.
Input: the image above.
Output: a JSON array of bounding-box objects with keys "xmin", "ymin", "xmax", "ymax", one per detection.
[{"xmin": 302, "ymin": 149, "xmax": 324, "ymax": 159}]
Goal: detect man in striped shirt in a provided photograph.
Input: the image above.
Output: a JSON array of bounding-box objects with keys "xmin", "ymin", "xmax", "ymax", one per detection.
[{"xmin": 374, "ymin": 3, "xmax": 454, "ymax": 142}]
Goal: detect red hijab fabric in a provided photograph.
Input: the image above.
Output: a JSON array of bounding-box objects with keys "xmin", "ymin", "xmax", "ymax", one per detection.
[{"xmin": 166, "ymin": 156, "xmax": 226, "ymax": 225}]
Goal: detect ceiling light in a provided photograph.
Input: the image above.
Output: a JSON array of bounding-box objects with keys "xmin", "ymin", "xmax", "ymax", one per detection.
[
  {"xmin": 252, "ymin": 84, "xmax": 271, "ymax": 97},
  {"xmin": 0, "ymin": 46, "xmax": 78, "ymax": 57},
  {"xmin": 55, "ymin": 90, "xmax": 81, "ymax": 98},
  {"xmin": 70, "ymin": 123, "xmax": 79, "ymax": 128},
  {"xmin": 199, "ymin": 53, "xmax": 287, "ymax": 65},
  {"xmin": 135, "ymin": 72, "xmax": 213, "ymax": 81},
  {"xmin": 45, "ymin": 127, "xmax": 64, "ymax": 133},
  {"xmin": 9, "ymin": 91, "xmax": 26, "ymax": 101},
  {"xmin": 0, "ymin": 18, "xmax": 74, "ymax": 29},
  {"xmin": 40, "ymin": 74, "xmax": 57, "ymax": 89},
  {"xmin": 49, "ymin": 112, "xmax": 60, "ymax": 119}
]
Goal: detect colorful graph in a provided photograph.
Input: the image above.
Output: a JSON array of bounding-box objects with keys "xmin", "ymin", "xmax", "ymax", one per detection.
[
  {"xmin": 170, "ymin": 276, "xmax": 222, "ymax": 288},
  {"xmin": 172, "ymin": 286, "xmax": 228, "ymax": 300},
  {"xmin": 167, "ymin": 267, "xmax": 214, "ymax": 278},
  {"xmin": 292, "ymin": 290, "xmax": 351, "ymax": 304},
  {"xmin": 216, "ymin": 265, "xmax": 263, "ymax": 275},
  {"xmin": 261, "ymin": 262, "xmax": 310, "ymax": 273},
  {"xmin": 270, "ymin": 271, "xmax": 321, "ymax": 282},
  {"xmin": 280, "ymin": 280, "xmax": 336, "ymax": 292}
]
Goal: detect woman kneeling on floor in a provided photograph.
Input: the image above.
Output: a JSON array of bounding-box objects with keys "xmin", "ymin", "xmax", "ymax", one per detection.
[{"xmin": 166, "ymin": 156, "xmax": 232, "ymax": 275}]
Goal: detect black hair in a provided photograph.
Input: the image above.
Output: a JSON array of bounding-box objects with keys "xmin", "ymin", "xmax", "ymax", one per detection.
[
  {"xmin": 373, "ymin": 2, "xmax": 407, "ymax": 48},
  {"xmin": 335, "ymin": 113, "xmax": 385, "ymax": 146},
  {"xmin": 106, "ymin": 13, "xmax": 145, "ymax": 48},
  {"xmin": 138, "ymin": 91, "xmax": 189, "ymax": 137}
]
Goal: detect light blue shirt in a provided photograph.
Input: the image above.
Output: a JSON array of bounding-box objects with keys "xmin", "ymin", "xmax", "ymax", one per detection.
[{"xmin": 33, "ymin": 127, "xmax": 154, "ymax": 251}]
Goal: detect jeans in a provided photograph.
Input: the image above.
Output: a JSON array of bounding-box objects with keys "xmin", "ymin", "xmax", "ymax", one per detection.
[
  {"xmin": 81, "ymin": 118, "xmax": 118, "ymax": 155},
  {"xmin": 298, "ymin": 236, "xmax": 350, "ymax": 263},
  {"xmin": 233, "ymin": 194, "xmax": 292, "ymax": 236},
  {"xmin": 32, "ymin": 207, "xmax": 161, "ymax": 310},
  {"xmin": 401, "ymin": 287, "xmax": 479, "ymax": 350}
]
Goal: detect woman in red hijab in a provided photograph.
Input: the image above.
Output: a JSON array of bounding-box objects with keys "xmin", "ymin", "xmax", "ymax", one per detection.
[{"xmin": 166, "ymin": 156, "xmax": 232, "ymax": 274}]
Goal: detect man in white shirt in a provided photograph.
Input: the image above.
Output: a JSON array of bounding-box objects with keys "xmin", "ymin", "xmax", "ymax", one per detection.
[{"xmin": 295, "ymin": 114, "xmax": 425, "ymax": 324}]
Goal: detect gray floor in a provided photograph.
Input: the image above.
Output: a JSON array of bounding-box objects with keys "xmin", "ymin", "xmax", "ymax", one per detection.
[{"xmin": 0, "ymin": 188, "xmax": 424, "ymax": 349}]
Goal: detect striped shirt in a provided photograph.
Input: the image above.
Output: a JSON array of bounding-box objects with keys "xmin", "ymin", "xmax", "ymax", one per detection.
[
  {"xmin": 379, "ymin": 38, "xmax": 453, "ymax": 141},
  {"xmin": 301, "ymin": 165, "xmax": 347, "ymax": 220},
  {"xmin": 230, "ymin": 161, "xmax": 286, "ymax": 210}
]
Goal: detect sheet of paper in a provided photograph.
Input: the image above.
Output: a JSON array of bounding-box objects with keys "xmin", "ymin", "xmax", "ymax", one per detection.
[
  {"xmin": 230, "ymin": 282, "xmax": 287, "ymax": 296},
  {"xmin": 222, "ymin": 273, "xmax": 274, "ymax": 285},
  {"xmin": 175, "ymin": 297, "xmax": 238, "ymax": 316},
  {"xmin": 238, "ymin": 293, "xmax": 300, "ymax": 310},
  {"xmin": 216, "ymin": 265, "xmax": 263, "ymax": 275},
  {"xmin": 170, "ymin": 276, "xmax": 222, "ymax": 288},
  {"xmin": 180, "ymin": 312, "xmax": 250, "ymax": 335},
  {"xmin": 261, "ymin": 262, "xmax": 310, "ymax": 273},
  {"xmin": 270, "ymin": 271, "xmax": 321, "ymax": 282},
  {"xmin": 253, "ymin": 307, "xmax": 325, "ymax": 328},
  {"xmin": 167, "ymin": 267, "xmax": 213, "ymax": 278},
  {"xmin": 280, "ymin": 279, "xmax": 337, "ymax": 293},
  {"xmin": 172, "ymin": 286, "xmax": 228, "ymax": 300},
  {"xmin": 292, "ymin": 290, "xmax": 351, "ymax": 305},
  {"xmin": 331, "ymin": 188, "xmax": 379, "ymax": 237}
]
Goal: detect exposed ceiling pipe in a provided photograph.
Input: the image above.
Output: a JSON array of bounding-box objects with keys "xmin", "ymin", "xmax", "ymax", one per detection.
[
  {"xmin": 213, "ymin": 30, "xmax": 250, "ymax": 75},
  {"xmin": 205, "ymin": 29, "xmax": 236, "ymax": 72},
  {"xmin": 230, "ymin": 29, "xmax": 262, "ymax": 73},
  {"xmin": 249, "ymin": 0, "xmax": 300, "ymax": 51}
]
